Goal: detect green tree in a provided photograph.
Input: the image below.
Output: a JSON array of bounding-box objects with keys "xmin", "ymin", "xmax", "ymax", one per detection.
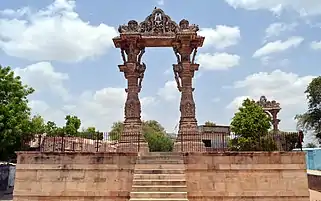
[
  {"xmin": 143, "ymin": 120, "xmax": 173, "ymax": 152},
  {"xmin": 64, "ymin": 115, "xmax": 81, "ymax": 136},
  {"xmin": 29, "ymin": 115, "xmax": 46, "ymax": 134},
  {"xmin": 0, "ymin": 66, "xmax": 34, "ymax": 161},
  {"xmin": 295, "ymin": 76, "xmax": 321, "ymax": 143},
  {"xmin": 45, "ymin": 121, "xmax": 58, "ymax": 135},
  {"xmin": 109, "ymin": 121, "xmax": 123, "ymax": 140},
  {"xmin": 204, "ymin": 121, "xmax": 216, "ymax": 126},
  {"xmin": 109, "ymin": 120, "xmax": 174, "ymax": 152},
  {"xmin": 229, "ymin": 98, "xmax": 275, "ymax": 151}
]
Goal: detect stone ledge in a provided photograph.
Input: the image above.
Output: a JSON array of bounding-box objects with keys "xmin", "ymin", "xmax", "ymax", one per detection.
[
  {"xmin": 14, "ymin": 190, "xmax": 130, "ymax": 197},
  {"xmin": 187, "ymin": 190, "xmax": 310, "ymax": 197},
  {"xmin": 183, "ymin": 151, "xmax": 304, "ymax": 156},
  {"xmin": 16, "ymin": 151, "xmax": 138, "ymax": 156},
  {"xmin": 185, "ymin": 163, "xmax": 306, "ymax": 170},
  {"xmin": 15, "ymin": 164, "xmax": 134, "ymax": 170}
]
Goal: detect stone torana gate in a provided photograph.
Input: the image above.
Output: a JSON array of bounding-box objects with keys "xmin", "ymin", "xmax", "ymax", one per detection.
[{"xmin": 113, "ymin": 8, "xmax": 205, "ymax": 152}]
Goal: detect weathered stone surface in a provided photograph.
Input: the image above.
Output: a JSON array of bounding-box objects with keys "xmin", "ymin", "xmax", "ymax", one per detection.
[
  {"xmin": 13, "ymin": 152, "xmax": 137, "ymax": 201},
  {"xmin": 307, "ymin": 170, "xmax": 321, "ymax": 192},
  {"xmin": 184, "ymin": 152, "xmax": 310, "ymax": 201},
  {"xmin": 13, "ymin": 151, "xmax": 309, "ymax": 201}
]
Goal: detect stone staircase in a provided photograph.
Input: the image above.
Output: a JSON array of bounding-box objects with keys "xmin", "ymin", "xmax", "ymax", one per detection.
[{"xmin": 130, "ymin": 152, "xmax": 188, "ymax": 201}]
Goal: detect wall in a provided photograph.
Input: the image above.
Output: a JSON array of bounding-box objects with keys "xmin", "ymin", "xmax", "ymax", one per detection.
[
  {"xmin": 13, "ymin": 152, "xmax": 137, "ymax": 201},
  {"xmin": 307, "ymin": 170, "xmax": 321, "ymax": 192},
  {"xmin": 184, "ymin": 152, "xmax": 310, "ymax": 201},
  {"xmin": 0, "ymin": 164, "xmax": 9, "ymax": 191},
  {"xmin": 303, "ymin": 148, "xmax": 321, "ymax": 170}
]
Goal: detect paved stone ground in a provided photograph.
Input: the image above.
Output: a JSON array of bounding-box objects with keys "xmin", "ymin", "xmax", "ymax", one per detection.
[
  {"xmin": 0, "ymin": 190, "xmax": 319, "ymax": 201},
  {"xmin": 310, "ymin": 189, "xmax": 321, "ymax": 201}
]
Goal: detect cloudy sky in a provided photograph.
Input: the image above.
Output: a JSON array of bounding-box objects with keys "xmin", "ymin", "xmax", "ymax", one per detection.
[{"xmin": 0, "ymin": 0, "xmax": 320, "ymax": 137}]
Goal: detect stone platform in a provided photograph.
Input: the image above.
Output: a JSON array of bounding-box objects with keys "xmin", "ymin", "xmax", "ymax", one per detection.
[{"xmin": 13, "ymin": 151, "xmax": 310, "ymax": 201}]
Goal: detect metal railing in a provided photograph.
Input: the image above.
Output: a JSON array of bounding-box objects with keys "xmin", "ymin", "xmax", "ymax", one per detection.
[{"xmin": 178, "ymin": 131, "xmax": 299, "ymax": 152}]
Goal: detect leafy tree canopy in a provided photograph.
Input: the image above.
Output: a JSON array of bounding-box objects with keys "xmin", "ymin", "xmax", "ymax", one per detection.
[
  {"xmin": 64, "ymin": 115, "xmax": 81, "ymax": 136},
  {"xmin": 109, "ymin": 120, "xmax": 173, "ymax": 152},
  {"xmin": 295, "ymin": 76, "xmax": 321, "ymax": 143},
  {"xmin": 0, "ymin": 66, "xmax": 34, "ymax": 160},
  {"xmin": 204, "ymin": 121, "xmax": 216, "ymax": 126},
  {"xmin": 229, "ymin": 98, "xmax": 274, "ymax": 151},
  {"xmin": 230, "ymin": 98, "xmax": 271, "ymax": 138}
]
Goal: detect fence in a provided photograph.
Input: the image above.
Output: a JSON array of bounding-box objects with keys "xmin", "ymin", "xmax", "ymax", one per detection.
[
  {"xmin": 38, "ymin": 132, "xmax": 141, "ymax": 153},
  {"xmin": 35, "ymin": 131, "xmax": 299, "ymax": 153},
  {"xmin": 178, "ymin": 131, "xmax": 299, "ymax": 152}
]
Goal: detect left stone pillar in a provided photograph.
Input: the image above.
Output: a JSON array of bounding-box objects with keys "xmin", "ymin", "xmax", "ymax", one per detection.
[{"xmin": 117, "ymin": 36, "xmax": 148, "ymax": 153}]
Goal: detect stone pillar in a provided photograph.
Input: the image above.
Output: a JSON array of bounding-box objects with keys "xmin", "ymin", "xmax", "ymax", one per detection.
[
  {"xmin": 117, "ymin": 38, "xmax": 148, "ymax": 152},
  {"xmin": 270, "ymin": 109, "xmax": 280, "ymax": 132},
  {"xmin": 172, "ymin": 39, "xmax": 204, "ymax": 152}
]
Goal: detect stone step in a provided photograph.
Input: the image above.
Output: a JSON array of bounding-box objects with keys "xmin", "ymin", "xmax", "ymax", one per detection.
[
  {"xmin": 135, "ymin": 164, "xmax": 185, "ymax": 169},
  {"xmin": 133, "ymin": 180, "xmax": 186, "ymax": 186},
  {"xmin": 132, "ymin": 185, "xmax": 187, "ymax": 192},
  {"xmin": 130, "ymin": 192, "xmax": 187, "ymax": 198},
  {"xmin": 142, "ymin": 152, "xmax": 182, "ymax": 156},
  {"xmin": 134, "ymin": 174, "xmax": 185, "ymax": 180},
  {"xmin": 139, "ymin": 155, "xmax": 184, "ymax": 160},
  {"xmin": 134, "ymin": 169, "xmax": 185, "ymax": 174},
  {"xmin": 136, "ymin": 160, "xmax": 184, "ymax": 164},
  {"xmin": 130, "ymin": 199, "xmax": 188, "ymax": 201}
]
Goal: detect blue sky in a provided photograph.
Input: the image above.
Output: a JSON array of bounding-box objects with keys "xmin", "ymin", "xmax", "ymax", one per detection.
[{"xmin": 0, "ymin": 0, "xmax": 320, "ymax": 142}]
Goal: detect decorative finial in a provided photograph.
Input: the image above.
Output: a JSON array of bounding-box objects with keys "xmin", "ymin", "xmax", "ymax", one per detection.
[{"xmin": 154, "ymin": 6, "xmax": 157, "ymax": 9}]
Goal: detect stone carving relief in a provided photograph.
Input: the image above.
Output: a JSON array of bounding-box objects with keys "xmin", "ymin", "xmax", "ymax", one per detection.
[
  {"xmin": 125, "ymin": 92, "xmax": 141, "ymax": 119},
  {"xmin": 173, "ymin": 64, "xmax": 183, "ymax": 91},
  {"xmin": 118, "ymin": 8, "xmax": 199, "ymax": 35},
  {"xmin": 180, "ymin": 92, "xmax": 196, "ymax": 118},
  {"xmin": 257, "ymin": 95, "xmax": 281, "ymax": 109}
]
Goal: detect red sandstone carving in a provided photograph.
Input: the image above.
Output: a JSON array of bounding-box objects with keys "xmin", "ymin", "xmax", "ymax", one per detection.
[{"xmin": 113, "ymin": 8, "xmax": 204, "ymax": 148}]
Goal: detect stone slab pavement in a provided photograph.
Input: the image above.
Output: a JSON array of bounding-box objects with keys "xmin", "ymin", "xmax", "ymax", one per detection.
[{"xmin": 310, "ymin": 189, "xmax": 321, "ymax": 201}]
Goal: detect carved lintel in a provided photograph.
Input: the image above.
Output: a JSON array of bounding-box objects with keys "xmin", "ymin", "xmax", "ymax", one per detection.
[{"xmin": 117, "ymin": 8, "xmax": 200, "ymax": 36}]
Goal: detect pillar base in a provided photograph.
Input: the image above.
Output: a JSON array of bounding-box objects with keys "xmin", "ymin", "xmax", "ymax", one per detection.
[
  {"xmin": 173, "ymin": 141, "xmax": 205, "ymax": 152},
  {"xmin": 117, "ymin": 142, "xmax": 149, "ymax": 153}
]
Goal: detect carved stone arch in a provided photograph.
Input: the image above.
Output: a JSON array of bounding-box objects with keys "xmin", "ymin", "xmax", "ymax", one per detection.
[{"xmin": 256, "ymin": 96, "xmax": 281, "ymax": 132}]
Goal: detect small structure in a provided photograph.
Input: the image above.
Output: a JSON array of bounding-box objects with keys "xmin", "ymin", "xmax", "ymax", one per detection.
[
  {"xmin": 256, "ymin": 95, "xmax": 281, "ymax": 131},
  {"xmin": 198, "ymin": 124, "xmax": 230, "ymax": 150}
]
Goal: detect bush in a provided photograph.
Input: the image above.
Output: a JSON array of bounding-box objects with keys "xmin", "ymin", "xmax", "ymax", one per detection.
[{"xmin": 228, "ymin": 135, "xmax": 277, "ymax": 151}]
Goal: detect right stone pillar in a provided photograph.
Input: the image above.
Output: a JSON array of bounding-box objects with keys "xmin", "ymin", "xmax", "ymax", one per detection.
[{"xmin": 172, "ymin": 35, "xmax": 205, "ymax": 152}]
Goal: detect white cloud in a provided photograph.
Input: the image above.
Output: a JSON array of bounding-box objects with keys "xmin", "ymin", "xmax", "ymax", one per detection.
[
  {"xmin": 157, "ymin": 81, "xmax": 179, "ymax": 101},
  {"xmin": 310, "ymin": 41, "xmax": 321, "ymax": 50},
  {"xmin": 30, "ymin": 87, "xmax": 156, "ymax": 131},
  {"xmin": 253, "ymin": 36, "xmax": 304, "ymax": 58},
  {"xmin": 227, "ymin": 69, "xmax": 315, "ymax": 131},
  {"xmin": 14, "ymin": 62, "xmax": 70, "ymax": 101},
  {"xmin": 197, "ymin": 53, "xmax": 240, "ymax": 70},
  {"xmin": 199, "ymin": 25, "xmax": 241, "ymax": 49},
  {"xmin": 225, "ymin": 0, "xmax": 321, "ymax": 16},
  {"xmin": 0, "ymin": 0, "xmax": 117, "ymax": 62},
  {"xmin": 265, "ymin": 22, "xmax": 297, "ymax": 39},
  {"xmin": 29, "ymin": 100, "xmax": 66, "ymax": 126}
]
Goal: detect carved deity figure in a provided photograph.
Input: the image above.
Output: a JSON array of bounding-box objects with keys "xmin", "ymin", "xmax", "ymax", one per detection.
[
  {"xmin": 137, "ymin": 63, "xmax": 146, "ymax": 91},
  {"xmin": 154, "ymin": 12, "xmax": 162, "ymax": 25},
  {"xmin": 173, "ymin": 64, "xmax": 182, "ymax": 91}
]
